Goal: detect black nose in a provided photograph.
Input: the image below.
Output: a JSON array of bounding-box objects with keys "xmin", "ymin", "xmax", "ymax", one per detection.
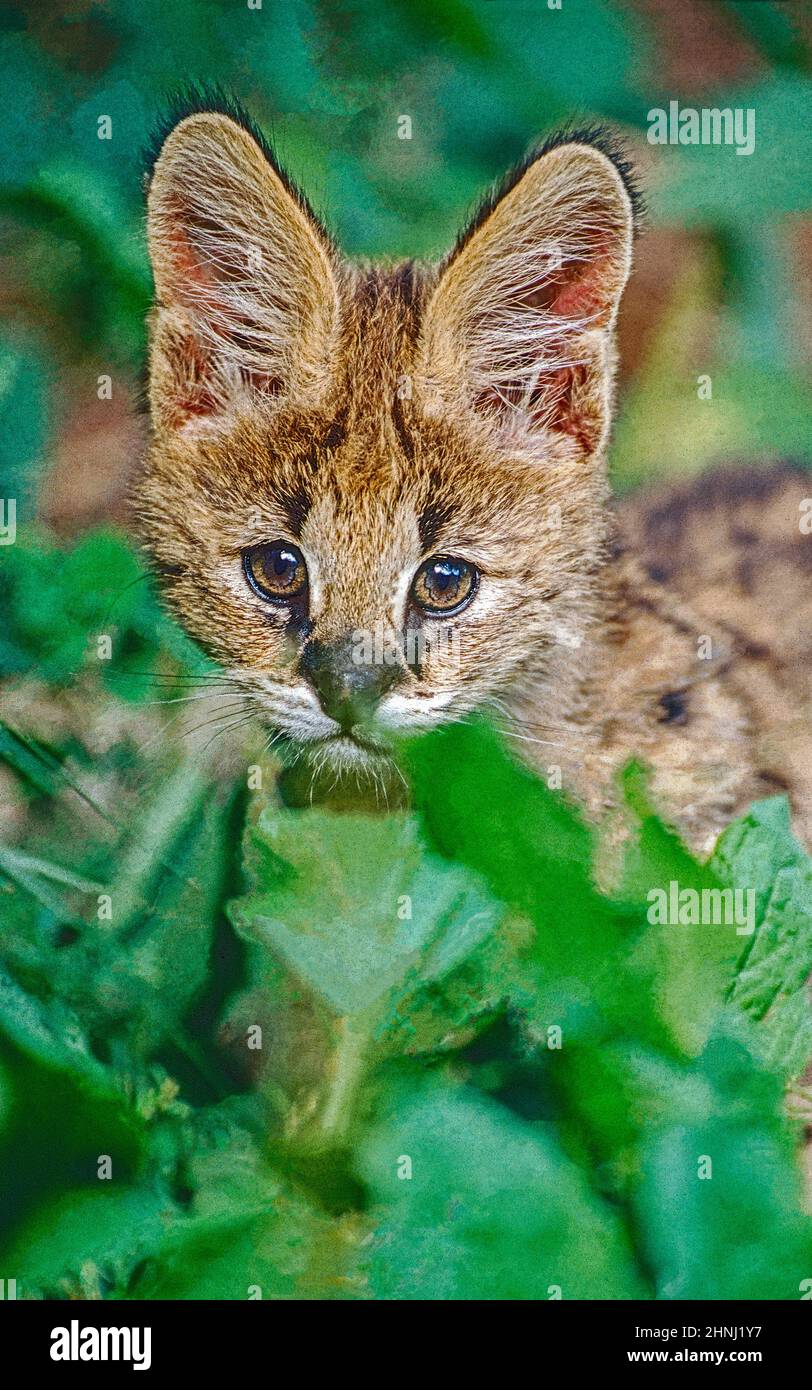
[{"xmin": 300, "ymin": 636, "xmax": 402, "ymax": 730}]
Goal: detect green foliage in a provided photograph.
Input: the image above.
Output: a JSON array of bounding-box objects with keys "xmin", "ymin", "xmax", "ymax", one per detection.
[
  {"xmin": 0, "ymin": 531, "xmax": 811, "ymax": 1300},
  {"xmin": 357, "ymin": 1077, "xmax": 648, "ymax": 1300},
  {"xmin": 0, "ymin": 528, "xmax": 204, "ymax": 693},
  {"xmin": 715, "ymin": 798, "xmax": 812, "ymax": 1078},
  {"xmin": 231, "ymin": 806, "xmax": 503, "ymax": 1024}
]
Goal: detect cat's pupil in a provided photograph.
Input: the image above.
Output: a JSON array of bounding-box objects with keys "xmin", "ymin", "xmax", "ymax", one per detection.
[
  {"xmin": 432, "ymin": 562, "xmax": 460, "ymax": 595},
  {"xmin": 271, "ymin": 549, "xmax": 297, "ymax": 583},
  {"xmin": 258, "ymin": 544, "xmax": 302, "ymax": 589}
]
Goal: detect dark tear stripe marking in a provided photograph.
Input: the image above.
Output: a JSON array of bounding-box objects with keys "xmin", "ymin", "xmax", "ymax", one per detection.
[
  {"xmin": 275, "ymin": 484, "xmax": 311, "ymax": 538},
  {"xmin": 417, "ymin": 468, "xmax": 458, "ymax": 553}
]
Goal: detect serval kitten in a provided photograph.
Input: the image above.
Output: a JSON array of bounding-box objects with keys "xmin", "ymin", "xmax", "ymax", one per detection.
[{"xmin": 139, "ymin": 97, "xmax": 812, "ymax": 853}]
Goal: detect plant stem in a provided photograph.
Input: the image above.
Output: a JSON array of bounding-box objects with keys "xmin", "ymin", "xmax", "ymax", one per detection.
[{"xmin": 318, "ymin": 1015, "xmax": 369, "ymax": 1142}]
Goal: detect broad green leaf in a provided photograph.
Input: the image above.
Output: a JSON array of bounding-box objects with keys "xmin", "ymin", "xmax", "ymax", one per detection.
[
  {"xmin": 633, "ymin": 1027, "xmax": 812, "ymax": 1300},
  {"xmin": 358, "ymin": 1073, "xmax": 648, "ymax": 1300},
  {"xmin": 124, "ymin": 1198, "xmax": 356, "ymax": 1301},
  {"xmin": 405, "ymin": 721, "xmax": 733, "ymax": 1057},
  {"xmin": 2, "ymin": 1186, "xmax": 174, "ymax": 1300},
  {"xmin": 124, "ymin": 1115, "xmax": 359, "ymax": 1301},
  {"xmin": 713, "ymin": 797, "xmax": 812, "ymax": 1077},
  {"xmin": 230, "ymin": 804, "xmax": 502, "ymax": 1020}
]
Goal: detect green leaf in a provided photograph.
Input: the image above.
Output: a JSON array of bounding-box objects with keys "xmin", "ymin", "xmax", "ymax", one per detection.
[
  {"xmin": 0, "ymin": 722, "xmax": 62, "ymax": 797},
  {"xmin": 231, "ymin": 805, "xmax": 500, "ymax": 1020},
  {"xmin": 228, "ymin": 796, "xmax": 512, "ymax": 1145},
  {"xmin": 0, "ymin": 844, "xmax": 96, "ymax": 922},
  {"xmin": 0, "ymin": 963, "xmax": 111, "ymax": 1090},
  {"xmin": 124, "ymin": 1112, "xmax": 358, "ymax": 1301},
  {"xmin": 713, "ymin": 797, "xmax": 812, "ymax": 1077},
  {"xmin": 404, "ymin": 721, "xmax": 734, "ymax": 1057},
  {"xmin": 358, "ymin": 1073, "xmax": 648, "ymax": 1300},
  {"xmin": 2, "ymin": 1186, "xmax": 174, "ymax": 1300},
  {"xmin": 80, "ymin": 773, "xmax": 239, "ymax": 1065},
  {"xmin": 124, "ymin": 1196, "xmax": 354, "ymax": 1301},
  {"xmin": 633, "ymin": 1027, "xmax": 812, "ymax": 1300}
]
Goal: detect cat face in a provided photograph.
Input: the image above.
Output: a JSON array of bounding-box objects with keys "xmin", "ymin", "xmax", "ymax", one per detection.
[{"xmin": 140, "ymin": 103, "xmax": 636, "ymax": 775}]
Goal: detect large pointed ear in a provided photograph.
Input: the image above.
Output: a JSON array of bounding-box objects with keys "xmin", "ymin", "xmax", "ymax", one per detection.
[
  {"xmin": 146, "ymin": 108, "xmax": 340, "ymax": 431},
  {"xmin": 417, "ymin": 133, "xmax": 637, "ymax": 458}
]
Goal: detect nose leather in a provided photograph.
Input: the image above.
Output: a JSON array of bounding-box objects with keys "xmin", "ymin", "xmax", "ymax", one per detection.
[{"xmin": 300, "ymin": 636, "xmax": 402, "ymax": 730}]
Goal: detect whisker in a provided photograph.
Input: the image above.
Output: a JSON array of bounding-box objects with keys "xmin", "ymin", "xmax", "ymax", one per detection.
[
  {"xmin": 488, "ymin": 698, "xmax": 587, "ymax": 753},
  {"xmin": 131, "ymin": 697, "xmax": 250, "ymax": 761},
  {"xmin": 109, "ymin": 669, "xmax": 232, "ymax": 681},
  {"xmin": 196, "ymin": 710, "xmax": 259, "ymax": 758},
  {"xmin": 180, "ymin": 702, "xmax": 253, "ymax": 741},
  {"xmin": 143, "ymin": 688, "xmax": 249, "ymax": 708},
  {"xmin": 500, "ymin": 729, "xmax": 565, "ymax": 749}
]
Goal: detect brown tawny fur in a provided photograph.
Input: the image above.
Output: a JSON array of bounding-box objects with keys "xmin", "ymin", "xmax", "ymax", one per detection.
[{"xmin": 138, "ymin": 100, "xmax": 812, "ymax": 853}]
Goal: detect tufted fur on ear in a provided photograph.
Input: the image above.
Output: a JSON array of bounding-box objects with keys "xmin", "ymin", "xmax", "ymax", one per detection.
[
  {"xmin": 146, "ymin": 107, "xmax": 340, "ymax": 431},
  {"xmin": 417, "ymin": 132, "xmax": 637, "ymax": 460}
]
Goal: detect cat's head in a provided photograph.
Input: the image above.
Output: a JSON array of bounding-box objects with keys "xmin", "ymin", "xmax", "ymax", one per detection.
[{"xmin": 139, "ymin": 98, "xmax": 638, "ymax": 775}]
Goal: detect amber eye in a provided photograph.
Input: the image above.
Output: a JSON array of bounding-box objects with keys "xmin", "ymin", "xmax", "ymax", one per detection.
[
  {"xmin": 243, "ymin": 541, "xmax": 308, "ymax": 603},
  {"xmin": 410, "ymin": 555, "xmax": 478, "ymax": 616}
]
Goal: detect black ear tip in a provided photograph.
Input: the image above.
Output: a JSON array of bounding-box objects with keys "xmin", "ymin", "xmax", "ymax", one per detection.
[
  {"xmin": 539, "ymin": 123, "xmax": 645, "ymax": 229},
  {"xmin": 142, "ymin": 84, "xmax": 334, "ymax": 249},
  {"xmin": 451, "ymin": 122, "xmax": 645, "ymax": 264},
  {"xmin": 142, "ymin": 83, "xmax": 263, "ymax": 187}
]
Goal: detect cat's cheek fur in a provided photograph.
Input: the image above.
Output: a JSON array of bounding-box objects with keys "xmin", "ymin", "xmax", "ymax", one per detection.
[{"xmin": 374, "ymin": 691, "xmax": 457, "ymax": 731}]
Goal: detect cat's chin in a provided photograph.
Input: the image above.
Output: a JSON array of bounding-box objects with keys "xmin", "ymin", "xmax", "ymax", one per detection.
[
  {"xmin": 276, "ymin": 731, "xmax": 407, "ymax": 810},
  {"xmin": 273, "ymin": 727, "xmax": 395, "ymax": 771},
  {"xmin": 311, "ymin": 732, "xmax": 394, "ymax": 769}
]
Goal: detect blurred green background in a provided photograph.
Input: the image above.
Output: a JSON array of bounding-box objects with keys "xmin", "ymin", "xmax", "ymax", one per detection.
[{"xmin": 1, "ymin": 0, "xmax": 811, "ymax": 535}]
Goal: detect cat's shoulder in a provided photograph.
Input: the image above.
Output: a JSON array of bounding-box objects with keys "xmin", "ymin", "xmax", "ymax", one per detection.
[{"xmin": 614, "ymin": 461, "xmax": 812, "ymax": 635}]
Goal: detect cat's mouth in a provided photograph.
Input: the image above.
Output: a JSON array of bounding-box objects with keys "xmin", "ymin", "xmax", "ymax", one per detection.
[
  {"xmin": 320, "ymin": 730, "xmax": 393, "ymax": 761},
  {"xmin": 276, "ymin": 727, "xmax": 408, "ymax": 809},
  {"xmin": 271, "ymin": 723, "xmax": 394, "ymax": 766}
]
